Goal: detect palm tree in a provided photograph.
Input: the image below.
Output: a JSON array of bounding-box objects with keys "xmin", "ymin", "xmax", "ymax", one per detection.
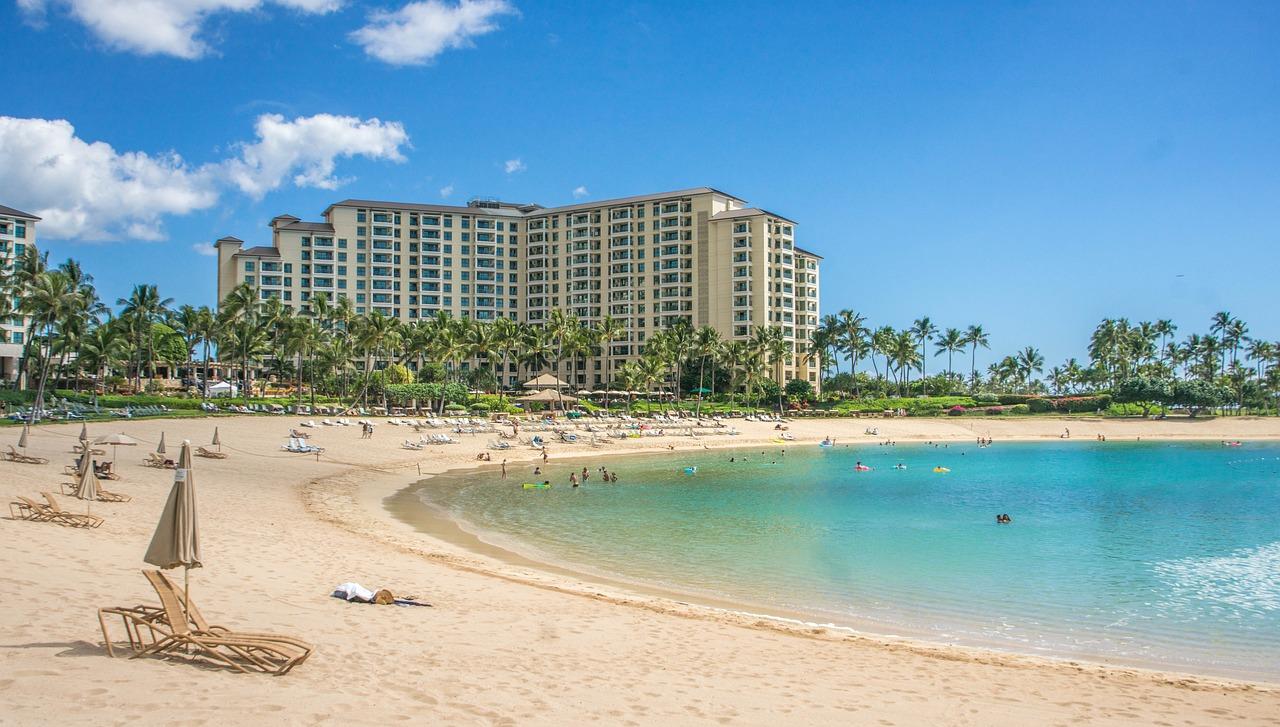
[
  {"xmin": 962, "ymin": 324, "xmax": 990, "ymax": 388},
  {"xmin": 166, "ymin": 304, "xmax": 203, "ymax": 380},
  {"xmin": 838, "ymin": 310, "xmax": 868, "ymax": 396},
  {"xmin": 117, "ymin": 283, "xmax": 174, "ymax": 393},
  {"xmin": 191, "ymin": 306, "xmax": 216, "ymax": 398},
  {"xmin": 218, "ymin": 283, "xmax": 260, "ymax": 401},
  {"xmin": 21, "ymin": 270, "xmax": 75, "ymax": 417},
  {"xmin": 352, "ymin": 311, "xmax": 400, "ymax": 409},
  {"xmin": 910, "ymin": 316, "xmax": 938, "ymax": 394},
  {"xmin": 1154, "ymin": 319, "xmax": 1177, "ymax": 365},
  {"xmin": 888, "ymin": 329, "xmax": 920, "ymax": 395},
  {"xmin": 934, "ymin": 327, "xmax": 965, "ymax": 386},
  {"xmin": 596, "ymin": 315, "xmax": 626, "ymax": 410},
  {"xmin": 76, "ymin": 323, "xmax": 125, "ymax": 405},
  {"xmin": 871, "ymin": 326, "xmax": 895, "ymax": 383},
  {"xmin": 751, "ymin": 326, "xmax": 790, "ymax": 412},
  {"xmin": 1015, "ymin": 346, "xmax": 1044, "ymax": 390},
  {"xmin": 665, "ymin": 319, "xmax": 696, "ymax": 409},
  {"xmin": 545, "ymin": 309, "xmax": 577, "ymax": 410}
]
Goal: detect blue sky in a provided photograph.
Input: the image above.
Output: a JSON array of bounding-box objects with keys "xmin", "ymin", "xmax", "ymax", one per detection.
[{"xmin": 2, "ymin": 0, "xmax": 1277, "ymax": 370}]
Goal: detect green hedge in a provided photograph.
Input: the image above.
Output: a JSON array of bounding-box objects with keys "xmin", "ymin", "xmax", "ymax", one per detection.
[{"xmin": 830, "ymin": 396, "xmax": 977, "ymax": 416}]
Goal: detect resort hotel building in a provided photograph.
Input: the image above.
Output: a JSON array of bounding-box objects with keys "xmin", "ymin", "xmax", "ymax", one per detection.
[
  {"xmin": 0, "ymin": 204, "xmax": 38, "ymax": 383},
  {"xmin": 214, "ymin": 187, "xmax": 822, "ymax": 390}
]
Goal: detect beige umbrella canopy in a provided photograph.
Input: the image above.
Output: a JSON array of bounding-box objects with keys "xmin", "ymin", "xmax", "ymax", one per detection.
[
  {"xmin": 18, "ymin": 423, "xmax": 29, "ymax": 450},
  {"xmin": 79, "ymin": 422, "xmax": 88, "ymax": 442},
  {"xmin": 94, "ymin": 432, "xmax": 140, "ymax": 463},
  {"xmin": 75, "ymin": 452, "xmax": 100, "ymax": 514},
  {"xmin": 144, "ymin": 440, "xmax": 201, "ymax": 598},
  {"xmin": 212, "ymin": 426, "xmax": 222, "ymax": 452},
  {"xmin": 156, "ymin": 432, "xmax": 167, "ymax": 455}
]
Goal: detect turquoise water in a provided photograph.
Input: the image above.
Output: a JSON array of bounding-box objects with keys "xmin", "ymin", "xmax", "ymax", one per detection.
[{"xmin": 407, "ymin": 442, "xmax": 1280, "ymax": 680}]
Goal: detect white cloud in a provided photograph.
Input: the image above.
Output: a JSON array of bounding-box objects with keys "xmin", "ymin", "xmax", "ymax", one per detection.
[
  {"xmin": 0, "ymin": 113, "xmax": 411, "ymax": 241},
  {"xmin": 571, "ymin": 185, "xmax": 588, "ymax": 199},
  {"xmin": 22, "ymin": 0, "xmax": 341, "ymax": 59},
  {"xmin": 439, "ymin": 183, "xmax": 454, "ymax": 198},
  {"xmin": 503, "ymin": 158, "xmax": 525, "ymax": 174},
  {"xmin": 221, "ymin": 113, "xmax": 409, "ymax": 197},
  {"xmin": 350, "ymin": 0, "xmax": 517, "ymax": 66},
  {"xmin": 0, "ymin": 116, "xmax": 218, "ymax": 240},
  {"xmin": 192, "ymin": 242, "xmax": 218, "ymax": 256}
]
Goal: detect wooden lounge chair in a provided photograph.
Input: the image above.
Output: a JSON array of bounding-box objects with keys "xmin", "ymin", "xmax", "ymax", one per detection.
[
  {"xmin": 144, "ymin": 452, "xmax": 176, "ymax": 469},
  {"xmin": 10, "ymin": 495, "xmax": 58, "ymax": 522},
  {"xmin": 39, "ymin": 492, "xmax": 104, "ymax": 528},
  {"xmin": 6, "ymin": 446, "xmax": 49, "ymax": 465},
  {"xmin": 195, "ymin": 446, "xmax": 228, "ymax": 459},
  {"xmin": 98, "ymin": 570, "xmax": 313, "ymax": 675}
]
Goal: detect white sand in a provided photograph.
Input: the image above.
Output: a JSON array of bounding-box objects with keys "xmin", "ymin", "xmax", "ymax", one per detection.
[{"xmin": 3, "ymin": 413, "xmax": 1279, "ymax": 726}]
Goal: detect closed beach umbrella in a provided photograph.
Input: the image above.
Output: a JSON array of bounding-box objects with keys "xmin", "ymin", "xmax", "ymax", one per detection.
[
  {"xmin": 18, "ymin": 423, "xmax": 29, "ymax": 450},
  {"xmin": 212, "ymin": 426, "xmax": 221, "ymax": 452},
  {"xmin": 75, "ymin": 453, "xmax": 100, "ymax": 515},
  {"xmin": 144, "ymin": 440, "xmax": 201, "ymax": 598},
  {"xmin": 94, "ymin": 432, "xmax": 139, "ymax": 463},
  {"xmin": 79, "ymin": 422, "xmax": 88, "ymax": 442},
  {"xmin": 156, "ymin": 432, "xmax": 167, "ymax": 455}
]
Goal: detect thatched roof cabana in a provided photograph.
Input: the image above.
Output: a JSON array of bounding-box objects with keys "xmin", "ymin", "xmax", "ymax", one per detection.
[{"xmin": 522, "ymin": 374, "xmax": 570, "ymax": 389}]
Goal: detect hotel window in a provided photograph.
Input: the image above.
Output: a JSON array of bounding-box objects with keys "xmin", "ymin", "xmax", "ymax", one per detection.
[
  {"xmin": 357, "ymin": 211, "xmax": 367, "ymax": 222},
  {"xmin": 284, "ymin": 263, "xmax": 292, "ymax": 273},
  {"xmin": 338, "ymin": 239, "xmax": 347, "ymax": 248},
  {"xmin": 244, "ymin": 261, "xmax": 255, "ymax": 271},
  {"xmin": 356, "ymin": 226, "xmax": 367, "ymax": 236}
]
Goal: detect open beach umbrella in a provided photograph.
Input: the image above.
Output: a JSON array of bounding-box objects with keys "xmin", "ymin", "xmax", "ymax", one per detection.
[
  {"xmin": 212, "ymin": 426, "xmax": 222, "ymax": 452},
  {"xmin": 156, "ymin": 432, "xmax": 167, "ymax": 455},
  {"xmin": 75, "ymin": 453, "xmax": 100, "ymax": 515},
  {"xmin": 18, "ymin": 423, "xmax": 29, "ymax": 450},
  {"xmin": 94, "ymin": 432, "xmax": 139, "ymax": 463},
  {"xmin": 691, "ymin": 387, "xmax": 712, "ymax": 395},
  {"xmin": 79, "ymin": 422, "xmax": 88, "ymax": 442},
  {"xmin": 144, "ymin": 440, "xmax": 201, "ymax": 600}
]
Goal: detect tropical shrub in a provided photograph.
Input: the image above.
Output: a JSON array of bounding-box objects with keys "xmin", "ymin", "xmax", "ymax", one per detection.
[
  {"xmin": 997, "ymin": 394, "xmax": 1035, "ymax": 405},
  {"xmin": 1027, "ymin": 398, "xmax": 1055, "ymax": 413},
  {"xmin": 785, "ymin": 378, "xmax": 815, "ymax": 402},
  {"xmin": 1009, "ymin": 404, "xmax": 1030, "ymax": 415}
]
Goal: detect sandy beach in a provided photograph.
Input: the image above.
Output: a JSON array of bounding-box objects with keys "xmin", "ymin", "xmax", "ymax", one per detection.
[{"xmin": 3, "ymin": 413, "xmax": 1280, "ymax": 726}]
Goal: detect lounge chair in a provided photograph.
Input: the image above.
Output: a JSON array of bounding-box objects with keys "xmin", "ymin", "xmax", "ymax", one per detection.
[
  {"xmin": 98, "ymin": 570, "xmax": 313, "ymax": 675},
  {"xmin": 10, "ymin": 495, "xmax": 57, "ymax": 522},
  {"xmin": 196, "ymin": 446, "xmax": 228, "ymax": 459},
  {"xmin": 6, "ymin": 446, "xmax": 49, "ymax": 465},
  {"xmin": 402, "ymin": 440, "xmax": 424, "ymax": 450},
  {"xmin": 36, "ymin": 493, "xmax": 104, "ymax": 528},
  {"xmin": 144, "ymin": 452, "xmax": 176, "ymax": 469}
]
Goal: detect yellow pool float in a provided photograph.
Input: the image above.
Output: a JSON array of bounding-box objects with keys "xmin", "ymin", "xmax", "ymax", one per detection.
[{"xmin": 933, "ymin": 467, "xmax": 950, "ymax": 473}]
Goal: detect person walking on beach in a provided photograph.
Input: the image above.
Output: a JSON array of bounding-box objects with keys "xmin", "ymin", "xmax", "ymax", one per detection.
[
  {"xmin": 541, "ymin": 449, "xmax": 549, "ymax": 464},
  {"xmin": 500, "ymin": 459, "xmax": 507, "ymax": 479}
]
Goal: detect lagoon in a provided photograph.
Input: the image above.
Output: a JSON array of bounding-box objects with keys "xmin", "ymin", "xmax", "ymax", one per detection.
[{"xmin": 405, "ymin": 441, "xmax": 1280, "ymax": 680}]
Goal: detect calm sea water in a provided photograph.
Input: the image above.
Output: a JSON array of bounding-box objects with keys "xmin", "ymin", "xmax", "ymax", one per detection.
[{"xmin": 406, "ymin": 441, "xmax": 1280, "ymax": 680}]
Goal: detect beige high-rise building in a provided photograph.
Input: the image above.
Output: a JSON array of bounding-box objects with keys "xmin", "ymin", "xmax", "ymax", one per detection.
[
  {"xmin": 215, "ymin": 187, "xmax": 821, "ymax": 390},
  {"xmin": 0, "ymin": 204, "xmax": 39, "ymax": 383}
]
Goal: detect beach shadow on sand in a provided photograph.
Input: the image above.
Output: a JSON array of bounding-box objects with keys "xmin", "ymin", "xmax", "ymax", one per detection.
[{"xmin": 0, "ymin": 640, "xmax": 105, "ymax": 658}]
